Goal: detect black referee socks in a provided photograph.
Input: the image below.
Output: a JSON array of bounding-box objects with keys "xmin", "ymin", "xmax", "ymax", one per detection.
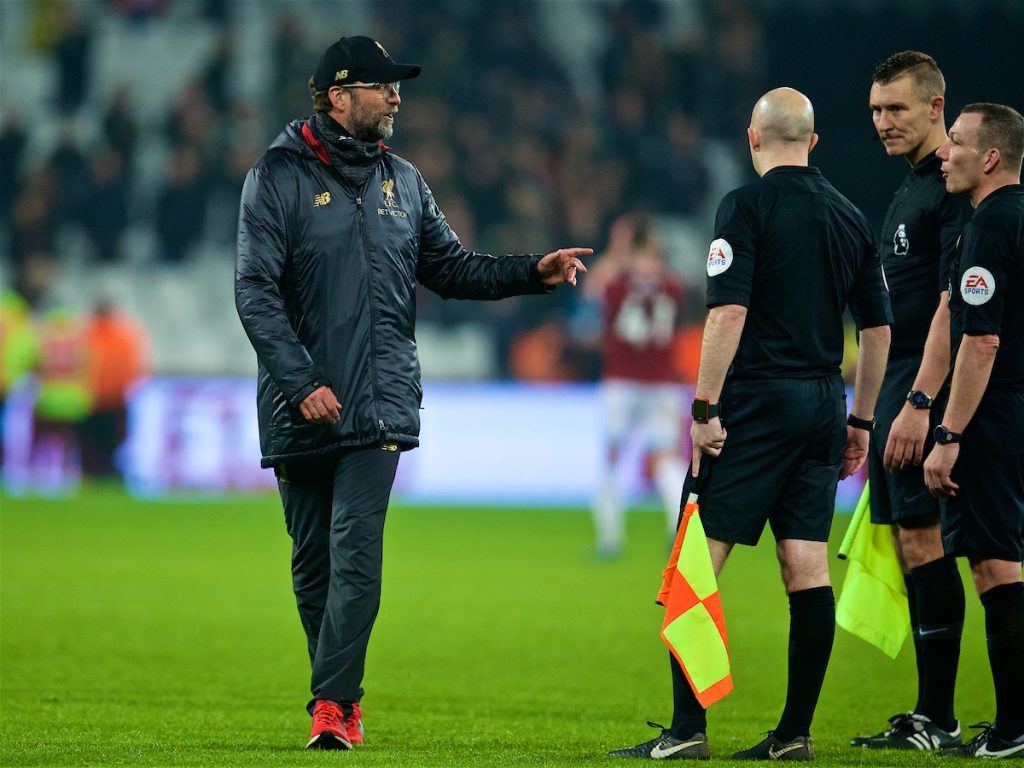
[
  {"xmin": 774, "ymin": 585, "xmax": 835, "ymax": 742},
  {"xmin": 669, "ymin": 588, "xmax": 837, "ymax": 742},
  {"xmin": 980, "ymin": 581, "xmax": 1024, "ymax": 740},
  {"xmin": 910, "ymin": 556, "xmax": 965, "ymax": 732},
  {"xmin": 905, "ymin": 573, "xmax": 927, "ymax": 713}
]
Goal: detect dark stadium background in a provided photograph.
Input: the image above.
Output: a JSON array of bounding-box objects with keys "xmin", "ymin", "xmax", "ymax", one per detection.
[
  {"xmin": 0, "ymin": 0, "xmax": 1020, "ymax": 497},
  {"xmin": 1, "ymin": 3, "xmax": 1016, "ymax": 765}
]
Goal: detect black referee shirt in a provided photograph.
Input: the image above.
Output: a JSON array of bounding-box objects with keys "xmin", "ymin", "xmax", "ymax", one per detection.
[
  {"xmin": 879, "ymin": 153, "xmax": 970, "ymax": 358},
  {"xmin": 706, "ymin": 166, "xmax": 892, "ymax": 379},
  {"xmin": 948, "ymin": 184, "xmax": 1024, "ymax": 388}
]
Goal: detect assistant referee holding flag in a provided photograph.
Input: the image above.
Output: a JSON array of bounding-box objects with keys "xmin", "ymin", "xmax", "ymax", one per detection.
[
  {"xmin": 611, "ymin": 88, "xmax": 892, "ymax": 761},
  {"xmin": 850, "ymin": 51, "xmax": 970, "ymax": 751}
]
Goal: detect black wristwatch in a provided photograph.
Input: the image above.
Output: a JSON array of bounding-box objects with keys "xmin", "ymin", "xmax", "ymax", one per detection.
[
  {"xmin": 906, "ymin": 390, "xmax": 933, "ymax": 410},
  {"xmin": 692, "ymin": 398, "xmax": 721, "ymax": 423},
  {"xmin": 933, "ymin": 425, "xmax": 962, "ymax": 445},
  {"xmin": 847, "ymin": 413, "xmax": 875, "ymax": 431}
]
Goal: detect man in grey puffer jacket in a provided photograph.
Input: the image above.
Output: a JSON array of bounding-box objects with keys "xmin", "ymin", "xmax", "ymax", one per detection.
[{"xmin": 235, "ymin": 35, "xmax": 590, "ymax": 750}]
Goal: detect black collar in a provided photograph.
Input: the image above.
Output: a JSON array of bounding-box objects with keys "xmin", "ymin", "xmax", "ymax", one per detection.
[
  {"xmin": 763, "ymin": 165, "xmax": 821, "ymax": 178},
  {"xmin": 975, "ymin": 183, "xmax": 1023, "ymax": 212},
  {"xmin": 911, "ymin": 152, "xmax": 942, "ymax": 176}
]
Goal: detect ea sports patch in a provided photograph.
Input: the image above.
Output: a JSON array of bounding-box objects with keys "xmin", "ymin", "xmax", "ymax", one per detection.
[
  {"xmin": 960, "ymin": 266, "xmax": 995, "ymax": 305},
  {"xmin": 707, "ymin": 239, "xmax": 733, "ymax": 276}
]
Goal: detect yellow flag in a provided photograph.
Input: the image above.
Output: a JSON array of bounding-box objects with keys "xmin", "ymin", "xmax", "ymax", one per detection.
[{"xmin": 836, "ymin": 482, "xmax": 910, "ymax": 659}]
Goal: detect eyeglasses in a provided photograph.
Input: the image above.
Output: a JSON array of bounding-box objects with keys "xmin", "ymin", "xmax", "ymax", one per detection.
[{"xmin": 337, "ymin": 82, "xmax": 400, "ymax": 97}]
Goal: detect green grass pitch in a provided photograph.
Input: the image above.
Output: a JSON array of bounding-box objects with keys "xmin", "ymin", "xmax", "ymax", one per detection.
[{"xmin": 1, "ymin": 485, "xmax": 994, "ymax": 766}]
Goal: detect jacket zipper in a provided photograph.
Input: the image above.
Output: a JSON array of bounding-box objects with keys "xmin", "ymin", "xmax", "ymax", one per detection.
[{"xmin": 354, "ymin": 184, "xmax": 386, "ymax": 440}]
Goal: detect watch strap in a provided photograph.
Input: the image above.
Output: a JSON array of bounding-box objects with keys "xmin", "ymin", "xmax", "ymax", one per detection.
[{"xmin": 847, "ymin": 413, "xmax": 875, "ymax": 431}]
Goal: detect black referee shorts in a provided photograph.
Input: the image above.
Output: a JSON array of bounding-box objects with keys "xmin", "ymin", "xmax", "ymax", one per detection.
[
  {"xmin": 684, "ymin": 375, "xmax": 846, "ymax": 546},
  {"xmin": 942, "ymin": 388, "xmax": 1024, "ymax": 562},
  {"xmin": 868, "ymin": 355, "xmax": 940, "ymax": 525}
]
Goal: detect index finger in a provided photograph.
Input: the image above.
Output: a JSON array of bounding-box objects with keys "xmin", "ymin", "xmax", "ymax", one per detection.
[{"xmin": 561, "ymin": 247, "xmax": 594, "ymax": 259}]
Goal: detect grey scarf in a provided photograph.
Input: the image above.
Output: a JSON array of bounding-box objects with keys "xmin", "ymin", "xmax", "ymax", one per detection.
[{"xmin": 313, "ymin": 112, "xmax": 384, "ymax": 189}]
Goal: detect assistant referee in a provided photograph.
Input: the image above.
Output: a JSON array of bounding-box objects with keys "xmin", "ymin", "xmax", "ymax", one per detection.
[
  {"xmin": 610, "ymin": 88, "xmax": 892, "ymax": 761},
  {"xmin": 851, "ymin": 51, "xmax": 971, "ymax": 751},
  {"xmin": 924, "ymin": 102, "xmax": 1024, "ymax": 760}
]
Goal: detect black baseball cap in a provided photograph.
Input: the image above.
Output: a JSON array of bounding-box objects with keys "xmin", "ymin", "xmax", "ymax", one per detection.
[{"xmin": 312, "ymin": 36, "xmax": 421, "ymax": 91}]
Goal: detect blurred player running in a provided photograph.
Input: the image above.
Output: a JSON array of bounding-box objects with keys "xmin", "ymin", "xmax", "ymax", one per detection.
[{"xmin": 588, "ymin": 214, "xmax": 688, "ymax": 557}]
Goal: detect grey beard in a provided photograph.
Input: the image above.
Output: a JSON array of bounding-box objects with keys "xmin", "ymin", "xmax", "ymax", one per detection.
[{"xmin": 351, "ymin": 117, "xmax": 392, "ymax": 143}]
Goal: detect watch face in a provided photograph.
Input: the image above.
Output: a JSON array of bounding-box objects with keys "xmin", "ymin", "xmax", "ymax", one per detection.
[
  {"xmin": 908, "ymin": 390, "xmax": 931, "ymax": 408},
  {"xmin": 692, "ymin": 399, "xmax": 708, "ymax": 421}
]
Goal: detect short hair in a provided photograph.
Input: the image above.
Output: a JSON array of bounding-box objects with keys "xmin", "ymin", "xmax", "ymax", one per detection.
[
  {"xmin": 962, "ymin": 102, "xmax": 1024, "ymax": 174},
  {"xmin": 308, "ymin": 76, "xmax": 332, "ymax": 114},
  {"xmin": 872, "ymin": 51, "xmax": 945, "ymax": 102}
]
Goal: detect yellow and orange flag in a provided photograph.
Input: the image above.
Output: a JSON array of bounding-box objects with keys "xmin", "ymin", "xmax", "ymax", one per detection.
[{"xmin": 657, "ymin": 493, "xmax": 732, "ymax": 708}]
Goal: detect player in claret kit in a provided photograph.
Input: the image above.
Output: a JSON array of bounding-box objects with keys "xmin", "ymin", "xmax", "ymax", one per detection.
[{"xmin": 587, "ymin": 214, "xmax": 688, "ymax": 558}]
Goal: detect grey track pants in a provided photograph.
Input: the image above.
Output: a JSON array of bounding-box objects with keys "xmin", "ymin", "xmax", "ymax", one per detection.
[{"xmin": 275, "ymin": 446, "xmax": 401, "ymax": 712}]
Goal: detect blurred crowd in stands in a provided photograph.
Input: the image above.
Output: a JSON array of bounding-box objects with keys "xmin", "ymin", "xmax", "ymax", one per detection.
[
  {"xmin": 3, "ymin": 0, "xmax": 250, "ymax": 305},
  {"xmin": 18, "ymin": 0, "xmax": 1012, "ymax": 491},
  {"xmin": 1, "ymin": 0, "xmax": 766, "ymax": 385}
]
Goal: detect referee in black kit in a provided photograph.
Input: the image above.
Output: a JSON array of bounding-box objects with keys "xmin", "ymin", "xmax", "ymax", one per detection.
[
  {"xmin": 923, "ymin": 102, "xmax": 1024, "ymax": 760},
  {"xmin": 850, "ymin": 52, "xmax": 971, "ymax": 751},
  {"xmin": 611, "ymin": 88, "xmax": 891, "ymax": 761}
]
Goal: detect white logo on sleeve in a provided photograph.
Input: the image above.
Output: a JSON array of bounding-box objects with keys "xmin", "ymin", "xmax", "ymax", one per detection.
[
  {"xmin": 707, "ymin": 239, "xmax": 733, "ymax": 276},
  {"xmin": 960, "ymin": 266, "xmax": 995, "ymax": 305}
]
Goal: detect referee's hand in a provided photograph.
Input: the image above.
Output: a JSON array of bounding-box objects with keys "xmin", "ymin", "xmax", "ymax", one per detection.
[
  {"xmin": 840, "ymin": 426, "xmax": 868, "ymax": 479},
  {"xmin": 924, "ymin": 443, "xmax": 960, "ymax": 498},
  {"xmin": 690, "ymin": 418, "xmax": 727, "ymax": 477},
  {"xmin": 884, "ymin": 403, "xmax": 928, "ymax": 471}
]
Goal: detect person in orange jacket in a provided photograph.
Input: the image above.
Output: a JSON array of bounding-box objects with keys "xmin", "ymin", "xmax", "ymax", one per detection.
[{"xmin": 79, "ymin": 300, "xmax": 149, "ymax": 478}]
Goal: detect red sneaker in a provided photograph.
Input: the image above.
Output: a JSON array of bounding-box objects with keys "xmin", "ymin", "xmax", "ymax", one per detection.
[
  {"xmin": 345, "ymin": 702, "xmax": 364, "ymax": 746},
  {"xmin": 307, "ymin": 699, "xmax": 352, "ymax": 750}
]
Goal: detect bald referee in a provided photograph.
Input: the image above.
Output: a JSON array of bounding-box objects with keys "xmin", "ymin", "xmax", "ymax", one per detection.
[{"xmin": 610, "ymin": 88, "xmax": 891, "ymax": 761}]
